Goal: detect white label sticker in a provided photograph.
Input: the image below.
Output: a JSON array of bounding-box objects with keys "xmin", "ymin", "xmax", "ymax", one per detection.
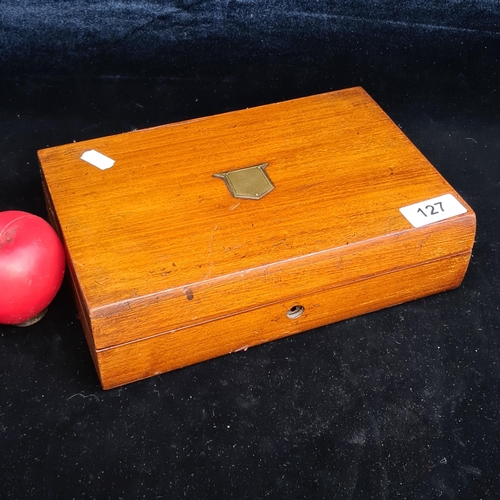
[
  {"xmin": 399, "ymin": 194, "xmax": 467, "ymax": 228},
  {"xmin": 80, "ymin": 150, "xmax": 115, "ymax": 170}
]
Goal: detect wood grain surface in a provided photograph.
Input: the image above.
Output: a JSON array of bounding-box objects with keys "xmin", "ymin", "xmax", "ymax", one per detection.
[{"xmin": 39, "ymin": 87, "xmax": 476, "ymax": 388}]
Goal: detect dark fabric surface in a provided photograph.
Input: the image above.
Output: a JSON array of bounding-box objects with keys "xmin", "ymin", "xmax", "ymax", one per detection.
[
  {"xmin": 2, "ymin": 0, "xmax": 500, "ymax": 78},
  {"xmin": 1, "ymin": 2, "xmax": 500, "ymax": 498}
]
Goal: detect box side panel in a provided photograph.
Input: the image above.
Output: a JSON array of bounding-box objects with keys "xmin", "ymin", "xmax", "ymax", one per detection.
[
  {"xmin": 90, "ymin": 214, "xmax": 476, "ymax": 349},
  {"xmin": 41, "ymin": 171, "xmax": 101, "ymax": 375},
  {"xmin": 96, "ymin": 252, "xmax": 471, "ymax": 389}
]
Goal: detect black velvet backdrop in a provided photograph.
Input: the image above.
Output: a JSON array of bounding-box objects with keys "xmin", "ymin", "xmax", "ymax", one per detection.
[{"xmin": 1, "ymin": 1, "xmax": 500, "ymax": 498}]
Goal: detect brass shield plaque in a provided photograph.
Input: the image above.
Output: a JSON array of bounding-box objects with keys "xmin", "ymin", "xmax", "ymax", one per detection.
[{"xmin": 213, "ymin": 163, "xmax": 274, "ymax": 200}]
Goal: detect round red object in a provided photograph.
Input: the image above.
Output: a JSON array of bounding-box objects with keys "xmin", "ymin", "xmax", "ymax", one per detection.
[{"xmin": 0, "ymin": 211, "xmax": 66, "ymax": 325}]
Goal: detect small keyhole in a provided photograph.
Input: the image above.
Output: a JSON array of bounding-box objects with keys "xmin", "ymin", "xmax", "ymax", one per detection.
[{"xmin": 287, "ymin": 305, "xmax": 304, "ymax": 319}]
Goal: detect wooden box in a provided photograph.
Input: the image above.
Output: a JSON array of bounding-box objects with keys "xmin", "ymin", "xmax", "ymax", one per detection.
[{"xmin": 38, "ymin": 87, "xmax": 476, "ymax": 389}]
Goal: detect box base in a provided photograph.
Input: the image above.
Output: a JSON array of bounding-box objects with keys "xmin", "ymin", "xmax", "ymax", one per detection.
[{"xmin": 93, "ymin": 252, "xmax": 470, "ymax": 389}]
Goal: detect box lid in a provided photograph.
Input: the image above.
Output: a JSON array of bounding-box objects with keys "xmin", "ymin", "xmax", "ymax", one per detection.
[{"xmin": 38, "ymin": 87, "xmax": 475, "ymax": 349}]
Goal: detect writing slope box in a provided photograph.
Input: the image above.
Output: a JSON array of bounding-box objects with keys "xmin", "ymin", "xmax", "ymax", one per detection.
[{"xmin": 38, "ymin": 87, "xmax": 476, "ymax": 389}]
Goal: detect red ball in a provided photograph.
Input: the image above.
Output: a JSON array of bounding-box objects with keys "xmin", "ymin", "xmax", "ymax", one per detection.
[{"xmin": 0, "ymin": 211, "xmax": 66, "ymax": 325}]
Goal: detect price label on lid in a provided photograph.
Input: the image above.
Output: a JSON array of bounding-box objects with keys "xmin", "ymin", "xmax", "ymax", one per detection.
[
  {"xmin": 80, "ymin": 150, "xmax": 115, "ymax": 170},
  {"xmin": 399, "ymin": 194, "xmax": 467, "ymax": 228}
]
